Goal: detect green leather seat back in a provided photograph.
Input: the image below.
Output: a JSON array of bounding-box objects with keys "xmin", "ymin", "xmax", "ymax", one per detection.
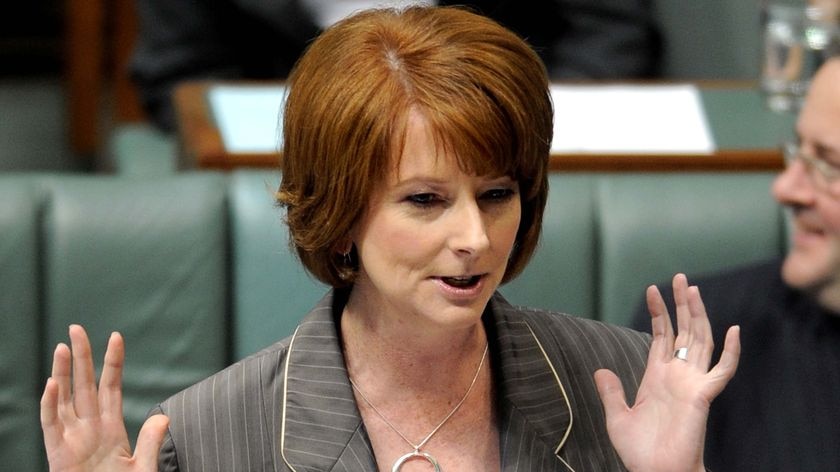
[
  {"xmin": 597, "ymin": 173, "xmax": 785, "ymax": 326},
  {"xmin": 228, "ymin": 170, "xmax": 326, "ymax": 360},
  {"xmin": 501, "ymin": 174, "xmax": 598, "ymax": 318},
  {"xmin": 42, "ymin": 173, "xmax": 230, "ymax": 441},
  {"xmin": 108, "ymin": 123, "xmax": 177, "ymax": 177},
  {"xmin": 0, "ymin": 176, "xmax": 45, "ymax": 470},
  {"xmin": 654, "ymin": 0, "xmax": 761, "ymax": 80}
]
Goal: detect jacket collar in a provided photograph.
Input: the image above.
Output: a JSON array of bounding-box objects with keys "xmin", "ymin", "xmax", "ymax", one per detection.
[
  {"xmin": 487, "ymin": 293, "xmax": 575, "ymax": 471},
  {"xmin": 276, "ymin": 290, "xmax": 573, "ymax": 471}
]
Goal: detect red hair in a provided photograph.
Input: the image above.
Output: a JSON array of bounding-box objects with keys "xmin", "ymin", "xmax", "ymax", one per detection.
[{"xmin": 278, "ymin": 6, "xmax": 552, "ymax": 287}]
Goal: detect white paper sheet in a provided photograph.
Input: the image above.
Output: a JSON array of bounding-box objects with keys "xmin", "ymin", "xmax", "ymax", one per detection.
[
  {"xmin": 550, "ymin": 84, "xmax": 715, "ymax": 154},
  {"xmin": 208, "ymin": 83, "xmax": 716, "ymax": 155},
  {"xmin": 208, "ymin": 85, "xmax": 287, "ymax": 153}
]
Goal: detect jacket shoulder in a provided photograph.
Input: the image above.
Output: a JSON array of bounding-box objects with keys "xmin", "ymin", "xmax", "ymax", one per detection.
[
  {"xmin": 154, "ymin": 338, "xmax": 293, "ymax": 471},
  {"xmin": 492, "ymin": 296, "xmax": 650, "ymax": 382},
  {"xmin": 518, "ymin": 303, "xmax": 650, "ymax": 357}
]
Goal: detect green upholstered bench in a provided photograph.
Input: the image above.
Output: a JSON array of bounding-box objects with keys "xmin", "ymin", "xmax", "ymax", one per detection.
[
  {"xmin": 0, "ymin": 178, "xmax": 43, "ymax": 470},
  {"xmin": 503, "ymin": 172, "xmax": 786, "ymax": 324},
  {"xmin": 0, "ymin": 170, "xmax": 785, "ymax": 470}
]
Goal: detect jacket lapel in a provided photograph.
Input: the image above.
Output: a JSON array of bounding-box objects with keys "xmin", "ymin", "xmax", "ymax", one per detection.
[
  {"xmin": 275, "ymin": 290, "xmax": 377, "ymax": 472},
  {"xmin": 489, "ymin": 295, "xmax": 576, "ymax": 471},
  {"xmin": 274, "ymin": 291, "xmax": 581, "ymax": 471}
]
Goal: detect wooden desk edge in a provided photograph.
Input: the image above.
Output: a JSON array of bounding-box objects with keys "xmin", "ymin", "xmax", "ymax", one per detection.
[
  {"xmin": 189, "ymin": 149, "xmax": 782, "ymax": 172},
  {"xmin": 173, "ymin": 81, "xmax": 229, "ymax": 168},
  {"xmin": 550, "ymin": 150, "xmax": 783, "ymax": 172}
]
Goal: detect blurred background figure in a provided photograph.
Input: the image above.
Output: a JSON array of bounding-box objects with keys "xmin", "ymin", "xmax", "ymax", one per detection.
[
  {"xmin": 0, "ymin": 1, "xmax": 784, "ymax": 172},
  {"xmin": 0, "ymin": 3, "xmax": 80, "ymax": 171},
  {"xmin": 129, "ymin": 0, "xmax": 663, "ymax": 132},
  {"xmin": 760, "ymin": 0, "xmax": 840, "ymax": 112},
  {"xmin": 633, "ymin": 56, "xmax": 840, "ymax": 472}
]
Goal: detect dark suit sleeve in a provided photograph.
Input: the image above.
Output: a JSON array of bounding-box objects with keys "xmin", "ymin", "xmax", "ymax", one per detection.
[
  {"xmin": 629, "ymin": 281, "xmax": 674, "ymax": 333},
  {"xmin": 547, "ymin": 0, "xmax": 662, "ymax": 78},
  {"xmin": 449, "ymin": 0, "xmax": 661, "ymax": 79},
  {"xmin": 629, "ymin": 260, "xmax": 781, "ymax": 337},
  {"xmin": 129, "ymin": 0, "xmax": 317, "ymax": 132},
  {"xmin": 130, "ymin": 0, "xmax": 242, "ymax": 131}
]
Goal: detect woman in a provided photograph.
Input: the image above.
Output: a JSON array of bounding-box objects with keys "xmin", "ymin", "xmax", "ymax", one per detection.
[{"xmin": 41, "ymin": 6, "xmax": 739, "ymax": 471}]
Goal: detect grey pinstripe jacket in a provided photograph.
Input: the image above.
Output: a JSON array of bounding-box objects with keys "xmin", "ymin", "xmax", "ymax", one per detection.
[{"xmin": 154, "ymin": 290, "xmax": 650, "ymax": 471}]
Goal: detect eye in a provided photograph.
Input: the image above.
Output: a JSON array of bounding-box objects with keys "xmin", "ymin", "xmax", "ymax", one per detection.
[
  {"xmin": 817, "ymin": 152, "xmax": 840, "ymax": 174},
  {"xmin": 406, "ymin": 193, "xmax": 441, "ymax": 207},
  {"xmin": 807, "ymin": 148, "xmax": 840, "ymax": 179},
  {"xmin": 481, "ymin": 187, "xmax": 517, "ymax": 202}
]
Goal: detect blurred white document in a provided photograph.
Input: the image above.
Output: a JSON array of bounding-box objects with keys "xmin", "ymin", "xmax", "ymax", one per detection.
[
  {"xmin": 209, "ymin": 85, "xmax": 287, "ymax": 153},
  {"xmin": 209, "ymin": 83, "xmax": 714, "ymax": 155},
  {"xmin": 550, "ymin": 84, "xmax": 715, "ymax": 154}
]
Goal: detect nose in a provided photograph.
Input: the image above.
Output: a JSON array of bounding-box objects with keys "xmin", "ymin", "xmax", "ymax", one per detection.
[
  {"xmin": 772, "ymin": 158, "xmax": 817, "ymax": 207},
  {"xmin": 448, "ymin": 199, "xmax": 490, "ymax": 256}
]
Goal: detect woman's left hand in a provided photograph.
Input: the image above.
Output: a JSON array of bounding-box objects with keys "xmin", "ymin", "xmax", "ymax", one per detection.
[{"xmin": 594, "ymin": 273, "xmax": 740, "ymax": 472}]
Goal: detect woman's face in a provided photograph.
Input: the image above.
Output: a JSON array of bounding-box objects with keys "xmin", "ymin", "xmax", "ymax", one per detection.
[{"xmin": 347, "ymin": 110, "xmax": 521, "ymax": 332}]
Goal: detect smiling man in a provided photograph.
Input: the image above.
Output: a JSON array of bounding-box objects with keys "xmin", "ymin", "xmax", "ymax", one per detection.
[
  {"xmin": 775, "ymin": 59, "xmax": 840, "ymax": 310},
  {"xmin": 632, "ymin": 56, "xmax": 840, "ymax": 472}
]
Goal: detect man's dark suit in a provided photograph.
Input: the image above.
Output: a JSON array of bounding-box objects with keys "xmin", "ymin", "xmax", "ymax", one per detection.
[
  {"xmin": 130, "ymin": 0, "xmax": 662, "ymax": 131},
  {"xmin": 631, "ymin": 259, "xmax": 840, "ymax": 472},
  {"xmin": 153, "ymin": 290, "xmax": 651, "ymax": 471}
]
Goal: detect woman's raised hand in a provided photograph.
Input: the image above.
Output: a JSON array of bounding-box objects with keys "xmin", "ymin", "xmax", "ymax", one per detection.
[
  {"xmin": 40, "ymin": 325, "xmax": 168, "ymax": 472},
  {"xmin": 594, "ymin": 274, "xmax": 741, "ymax": 472}
]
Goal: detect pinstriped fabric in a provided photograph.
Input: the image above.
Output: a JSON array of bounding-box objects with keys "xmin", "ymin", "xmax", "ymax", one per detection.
[
  {"xmin": 153, "ymin": 290, "xmax": 650, "ymax": 472},
  {"xmin": 499, "ymin": 406, "xmax": 575, "ymax": 472},
  {"xmin": 330, "ymin": 426, "xmax": 377, "ymax": 472},
  {"xmin": 155, "ymin": 334, "xmax": 291, "ymax": 472},
  {"xmin": 280, "ymin": 309, "xmax": 375, "ymax": 471},
  {"xmin": 499, "ymin": 301, "xmax": 651, "ymax": 471}
]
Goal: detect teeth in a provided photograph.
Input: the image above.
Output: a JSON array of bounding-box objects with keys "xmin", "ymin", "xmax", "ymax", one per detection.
[{"xmin": 442, "ymin": 276, "xmax": 478, "ymax": 287}]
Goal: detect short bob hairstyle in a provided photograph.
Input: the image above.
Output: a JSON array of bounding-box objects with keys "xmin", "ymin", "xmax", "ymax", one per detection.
[{"xmin": 278, "ymin": 6, "xmax": 553, "ymax": 288}]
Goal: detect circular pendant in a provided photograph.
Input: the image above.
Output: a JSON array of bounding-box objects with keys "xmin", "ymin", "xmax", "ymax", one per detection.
[{"xmin": 391, "ymin": 450, "xmax": 441, "ymax": 472}]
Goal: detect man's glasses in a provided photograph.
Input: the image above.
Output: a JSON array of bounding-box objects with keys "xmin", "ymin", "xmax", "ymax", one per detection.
[{"xmin": 781, "ymin": 141, "xmax": 840, "ymax": 190}]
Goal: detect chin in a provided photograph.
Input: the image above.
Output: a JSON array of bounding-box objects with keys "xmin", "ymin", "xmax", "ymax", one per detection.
[
  {"xmin": 443, "ymin": 294, "xmax": 492, "ymax": 316},
  {"xmin": 781, "ymin": 251, "xmax": 834, "ymax": 291}
]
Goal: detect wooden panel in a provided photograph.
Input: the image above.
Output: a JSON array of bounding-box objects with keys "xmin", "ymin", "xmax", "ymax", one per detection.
[
  {"xmin": 113, "ymin": 0, "xmax": 145, "ymax": 122},
  {"xmin": 65, "ymin": 0, "xmax": 104, "ymax": 156},
  {"xmin": 173, "ymin": 82, "xmax": 234, "ymax": 169},
  {"xmin": 65, "ymin": 0, "xmax": 147, "ymax": 161}
]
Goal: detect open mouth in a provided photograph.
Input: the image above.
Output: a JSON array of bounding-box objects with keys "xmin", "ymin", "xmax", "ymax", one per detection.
[
  {"xmin": 440, "ymin": 275, "xmax": 482, "ymax": 288},
  {"xmin": 795, "ymin": 221, "xmax": 826, "ymax": 239}
]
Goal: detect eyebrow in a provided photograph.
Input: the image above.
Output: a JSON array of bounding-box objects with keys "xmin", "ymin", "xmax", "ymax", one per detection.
[
  {"xmin": 813, "ymin": 143, "xmax": 840, "ymax": 165},
  {"xmin": 391, "ymin": 175, "xmax": 449, "ymax": 187}
]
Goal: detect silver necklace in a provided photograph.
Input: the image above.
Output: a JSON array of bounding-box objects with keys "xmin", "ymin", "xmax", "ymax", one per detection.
[{"xmin": 349, "ymin": 342, "xmax": 489, "ymax": 472}]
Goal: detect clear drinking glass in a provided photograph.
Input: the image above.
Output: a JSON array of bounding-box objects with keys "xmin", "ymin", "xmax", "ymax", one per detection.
[{"xmin": 761, "ymin": 2, "xmax": 840, "ymax": 113}]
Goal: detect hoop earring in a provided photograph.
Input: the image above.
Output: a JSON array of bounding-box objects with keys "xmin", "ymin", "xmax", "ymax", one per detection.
[{"xmin": 337, "ymin": 243, "xmax": 356, "ymax": 281}]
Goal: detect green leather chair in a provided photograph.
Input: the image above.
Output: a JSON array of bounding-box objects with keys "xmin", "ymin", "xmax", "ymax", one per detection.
[
  {"xmin": 41, "ymin": 173, "xmax": 230, "ymax": 444},
  {"xmin": 228, "ymin": 170, "xmax": 326, "ymax": 360},
  {"xmin": 0, "ymin": 176, "xmax": 45, "ymax": 471},
  {"xmin": 501, "ymin": 173, "xmax": 599, "ymax": 318},
  {"xmin": 0, "ymin": 169, "xmax": 789, "ymax": 470},
  {"xmin": 597, "ymin": 172, "xmax": 786, "ymax": 326}
]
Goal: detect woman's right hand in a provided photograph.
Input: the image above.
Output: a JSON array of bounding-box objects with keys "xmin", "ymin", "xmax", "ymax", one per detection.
[{"xmin": 40, "ymin": 325, "xmax": 168, "ymax": 472}]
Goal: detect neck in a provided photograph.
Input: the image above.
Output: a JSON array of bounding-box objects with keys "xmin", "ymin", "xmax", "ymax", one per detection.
[
  {"xmin": 340, "ymin": 303, "xmax": 488, "ymax": 386},
  {"xmin": 340, "ymin": 284, "xmax": 490, "ymax": 375},
  {"xmin": 799, "ymin": 271, "xmax": 840, "ymax": 315},
  {"xmin": 816, "ymin": 285, "xmax": 840, "ymax": 316},
  {"xmin": 339, "ymin": 289, "xmax": 499, "ymax": 471}
]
